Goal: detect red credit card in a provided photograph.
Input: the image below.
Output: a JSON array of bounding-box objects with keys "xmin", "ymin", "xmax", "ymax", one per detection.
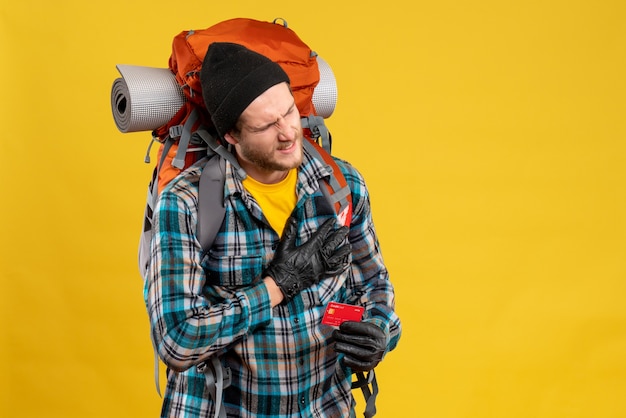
[{"xmin": 322, "ymin": 302, "xmax": 364, "ymax": 326}]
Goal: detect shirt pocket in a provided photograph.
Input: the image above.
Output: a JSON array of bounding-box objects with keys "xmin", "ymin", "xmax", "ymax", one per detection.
[
  {"xmin": 202, "ymin": 252, "xmax": 265, "ymax": 288},
  {"xmin": 308, "ymin": 272, "xmax": 349, "ymax": 307}
]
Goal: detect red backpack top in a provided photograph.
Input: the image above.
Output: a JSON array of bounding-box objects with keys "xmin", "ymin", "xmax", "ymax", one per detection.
[{"xmin": 166, "ymin": 17, "xmax": 319, "ymax": 120}]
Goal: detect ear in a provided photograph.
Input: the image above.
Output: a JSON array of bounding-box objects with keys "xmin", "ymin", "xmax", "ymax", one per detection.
[{"xmin": 223, "ymin": 131, "xmax": 239, "ymax": 145}]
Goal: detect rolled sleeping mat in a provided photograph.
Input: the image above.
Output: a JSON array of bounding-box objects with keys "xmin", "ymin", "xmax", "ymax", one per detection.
[
  {"xmin": 111, "ymin": 56, "xmax": 337, "ymax": 134},
  {"xmin": 311, "ymin": 56, "xmax": 337, "ymax": 119}
]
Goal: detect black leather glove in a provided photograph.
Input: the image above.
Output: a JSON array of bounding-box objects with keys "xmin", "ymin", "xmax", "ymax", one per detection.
[
  {"xmin": 264, "ymin": 217, "xmax": 351, "ymax": 302},
  {"xmin": 333, "ymin": 321, "xmax": 387, "ymax": 372}
]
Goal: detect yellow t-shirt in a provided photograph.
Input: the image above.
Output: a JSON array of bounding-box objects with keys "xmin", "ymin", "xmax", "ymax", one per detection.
[{"xmin": 242, "ymin": 169, "xmax": 298, "ymax": 237}]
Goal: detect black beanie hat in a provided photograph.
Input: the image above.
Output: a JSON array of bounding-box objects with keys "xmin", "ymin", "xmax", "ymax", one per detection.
[{"xmin": 200, "ymin": 42, "xmax": 290, "ymax": 138}]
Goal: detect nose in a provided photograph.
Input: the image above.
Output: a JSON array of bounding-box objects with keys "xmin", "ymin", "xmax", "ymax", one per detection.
[{"xmin": 275, "ymin": 117, "xmax": 296, "ymax": 140}]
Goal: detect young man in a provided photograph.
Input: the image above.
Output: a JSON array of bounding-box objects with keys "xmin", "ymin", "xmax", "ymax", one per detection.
[{"xmin": 144, "ymin": 42, "xmax": 401, "ymax": 417}]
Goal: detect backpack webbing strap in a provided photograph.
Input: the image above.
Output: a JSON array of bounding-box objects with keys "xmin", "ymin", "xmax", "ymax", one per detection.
[
  {"xmin": 195, "ymin": 129, "xmax": 247, "ymax": 180},
  {"xmin": 301, "ymin": 115, "xmax": 331, "ymax": 153},
  {"xmin": 197, "ymin": 357, "xmax": 232, "ymax": 418},
  {"xmin": 172, "ymin": 108, "xmax": 200, "ymax": 169},
  {"xmin": 151, "ymin": 337, "xmax": 162, "ymax": 397},
  {"xmin": 352, "ymin": 370, "xmax": 379, "ymax": 418},
  {"xmin": 303, "ymin": 139, "xmax": 353, "ymax": 227}
]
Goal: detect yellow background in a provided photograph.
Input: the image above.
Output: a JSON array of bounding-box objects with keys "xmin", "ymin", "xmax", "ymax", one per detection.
[{"xmin": 1, "ymin": 0, "xmax": 625, "ymax": 417}]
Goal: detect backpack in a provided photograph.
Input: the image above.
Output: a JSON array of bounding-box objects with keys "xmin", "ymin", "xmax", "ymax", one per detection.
[{"xmin": 112, "ymin": 17, "xmax": 377, "ymax": 418}]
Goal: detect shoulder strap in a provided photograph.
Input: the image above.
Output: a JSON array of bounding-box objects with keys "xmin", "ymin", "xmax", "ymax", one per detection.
[
  {"xmin": 351, "ymin": 370, "xmax": 379, "ymax": 418},
  {"xmin": 197, "ymin": 155, "xmax": 227, "ymax": 251},
  {"xmin": 303, "ymin": 139, "xmax": 353, "ymax": 227},
  {"xmin": 195, "ymin": 129, "xmax": 246, "ymax": 252},
  {"xmin": 197, "ymin": 357, "xmax": 232, "ymax": 418}
]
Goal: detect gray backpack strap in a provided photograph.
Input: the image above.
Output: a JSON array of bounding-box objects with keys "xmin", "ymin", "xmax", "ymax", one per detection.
[
  {"xmin": 150, "ymin": 338, "xmax": 163, "ymax": 397},
  {"xmin": 171, "ymin": 108, "xmax": 200, "ymax": 169},
  {"xmin": 352, "ymin": 370, "xmax": 379, "ymax": 418},
  {"xmin": 197, "ymin": 358, "xmax": 232, "ymax": 418},
  {"xmin": 197, "ymin": 156, "xmax": 227, "ymax": 251},
  {"xmin": 301, "ymin": 115, "xmax": 331, "ymax": 153},
  {"xmin": 195, "ymin": 129, "xmax": 246, "ymax": 252},
  {"xmin": 302, "ymin": 139, "xmax": 352, "ymax": 226},
  {"xmin": 193, "ymin": 131, "xmax": 244, "ymax": 416},
  {"xmin": 195, "ymin": 129, "xmax": 247, "ymax": 179}
]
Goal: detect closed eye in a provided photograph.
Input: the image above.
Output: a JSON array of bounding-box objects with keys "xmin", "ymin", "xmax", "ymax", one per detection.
[{"xmin": 248, "ymin": 102, "xmax": 297, "ymax": 133}]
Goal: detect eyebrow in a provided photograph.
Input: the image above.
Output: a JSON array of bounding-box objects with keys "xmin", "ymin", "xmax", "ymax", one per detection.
[{"xmin": 247, "ymin": 102, "xmax": 296, "ymax": 132}]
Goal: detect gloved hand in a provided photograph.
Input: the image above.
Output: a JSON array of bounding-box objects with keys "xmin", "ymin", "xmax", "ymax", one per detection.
[
  {"xmin": 264, "ymin": 217, "xmax": 351, "ymax": 302},
  {"xmin": 333, "ymin": 321, "xmax": 387, "ymax": 372}
]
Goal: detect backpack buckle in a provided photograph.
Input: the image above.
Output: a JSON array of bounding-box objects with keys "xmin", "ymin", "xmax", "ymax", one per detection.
[{"xmin": 169, "ymin": 124, "xmax": 184, "ymax": 139}]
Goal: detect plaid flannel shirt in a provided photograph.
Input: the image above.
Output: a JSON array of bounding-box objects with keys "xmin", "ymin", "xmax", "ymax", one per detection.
[{"xmin": 144, "ymin": 147, "xmax": 401, "ymax": 417}]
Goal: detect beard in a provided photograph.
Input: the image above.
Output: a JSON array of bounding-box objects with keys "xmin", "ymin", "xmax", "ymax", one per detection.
[{"xmin": 237, "ymin": 129, "xmax": 304, "ymax": 172}]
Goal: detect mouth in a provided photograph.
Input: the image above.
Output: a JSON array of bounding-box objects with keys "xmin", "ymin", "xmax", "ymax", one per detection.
[{"xmin": 277, "ymin": 141, "xmax": 295, "ymax": 152}]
